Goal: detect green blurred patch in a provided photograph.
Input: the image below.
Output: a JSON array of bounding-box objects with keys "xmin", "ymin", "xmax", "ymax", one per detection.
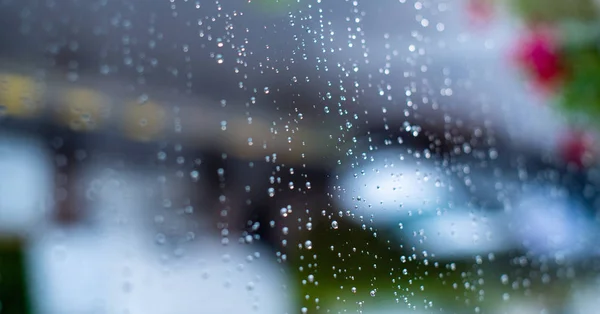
[
  {"xmin": 286, "ymin": 213, "xmax": 579, "ymax": 312},
  {"xmin": 557, "ymin": 41, "xmax": 600, "ymax": 126},
  {"xmin": 289, "ymin": 217, "xmax": 502, "ymax": 312},
  {"xmin": 0, "ymin": 239, "xmax": 30, "ymax": 314},
  {"xmin": 507, "ymin": 0, "xmax": 598, "ymax": 23}
]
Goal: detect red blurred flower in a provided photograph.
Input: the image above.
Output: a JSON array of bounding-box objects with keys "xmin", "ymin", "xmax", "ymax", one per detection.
[
  {"xmin": 466, "ymin": 0, "xmax": 495, "ymax": 27},
  {"xmin": 514, "ymin": 29, "xmax": 564, "ymax": 91},
  {"xmin": 559, "ymin": 130, "xmax": 594, "ymax": 168}
]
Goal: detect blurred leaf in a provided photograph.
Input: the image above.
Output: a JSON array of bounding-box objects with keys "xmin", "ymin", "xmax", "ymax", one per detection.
[
  {"xmin": 557, "ymin": 46, "xmax": 600, "ymax": 125},
  {"xmin": 0, "ymin": 240, "xmax": 31, "ymax": 314},
  {"xmin": 507, "ymin": 0, "xmax": 598, "ymax": 23}
]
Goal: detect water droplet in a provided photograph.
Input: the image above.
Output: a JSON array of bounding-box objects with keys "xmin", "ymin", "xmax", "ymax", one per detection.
[
  {"xmin": 500, "ymin": 274, "xmax": 509, "ymax": 285},
  {"xmin": 304, "ymin": 240, "xmax": 313, "ymax": 250}
]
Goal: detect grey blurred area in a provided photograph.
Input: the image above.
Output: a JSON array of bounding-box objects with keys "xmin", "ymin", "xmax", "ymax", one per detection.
[
  {"xmin": 0, "ymin": 0, "xmax": 493, "ymax": 149},
  {"xmin": 0, "ymin": 0, "xmax": 567, "ymax": 166}
]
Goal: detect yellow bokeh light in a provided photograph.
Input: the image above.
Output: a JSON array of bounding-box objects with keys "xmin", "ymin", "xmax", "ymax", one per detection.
[{"xmin": 0, "ymin": 74, "xmax": 45, "ymax": 118}]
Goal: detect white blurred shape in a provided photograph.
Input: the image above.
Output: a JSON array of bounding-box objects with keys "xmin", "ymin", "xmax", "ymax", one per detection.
[
  {"xmin": 338, "ymin": 150, "xmax": 460, "ymax": 221},
  {"xmin": 27, "ymin": 166, "xmax": 294, "ymax": 314},
  {"xmin": 492, "ymin": 298, "xmax": 548, "ymax": 314},
  {"xmin": 566, "ymin": 282, "xmax": 600, "ymax": 314},
  {"xmin": 509, "ymin": 190, "xmax": 595, "ymax": 258},
  {"xmin": 28, "ymin": 231, "xmax": 293, "ymax": 314},
  {"xmin": 403, "ymin": 210, "xmax": 512, "ymax": 258},
  {"xmin": 0, "ymin": 134, "xmax": 51, "ymax": 235}
]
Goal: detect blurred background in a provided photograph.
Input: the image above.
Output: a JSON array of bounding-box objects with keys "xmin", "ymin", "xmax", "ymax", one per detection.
[{"xmin": 0, "ymin": 0, "xmax": 599, "ymax": 313}]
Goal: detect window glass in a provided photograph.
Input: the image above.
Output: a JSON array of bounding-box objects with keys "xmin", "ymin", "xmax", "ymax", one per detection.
[{"xmin": 0, "ymin": 0, "xmax": 599, "ymax": 313}]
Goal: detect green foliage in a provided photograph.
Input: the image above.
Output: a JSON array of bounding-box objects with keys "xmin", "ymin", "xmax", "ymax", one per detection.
[
  {"xmin": 557, "ymin": 43, "xmax": 600, "ymax": 126},
  {"xmin": 0, "ymin": 240, "xmax": 31, "ymax": 314},
  {"xmin": 287, "ymin": 217, "xmax": 542, "ymax": 312},
  {"xmin": 507, "ymin": 0, "xmax": 598, "ymax": 23}
]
